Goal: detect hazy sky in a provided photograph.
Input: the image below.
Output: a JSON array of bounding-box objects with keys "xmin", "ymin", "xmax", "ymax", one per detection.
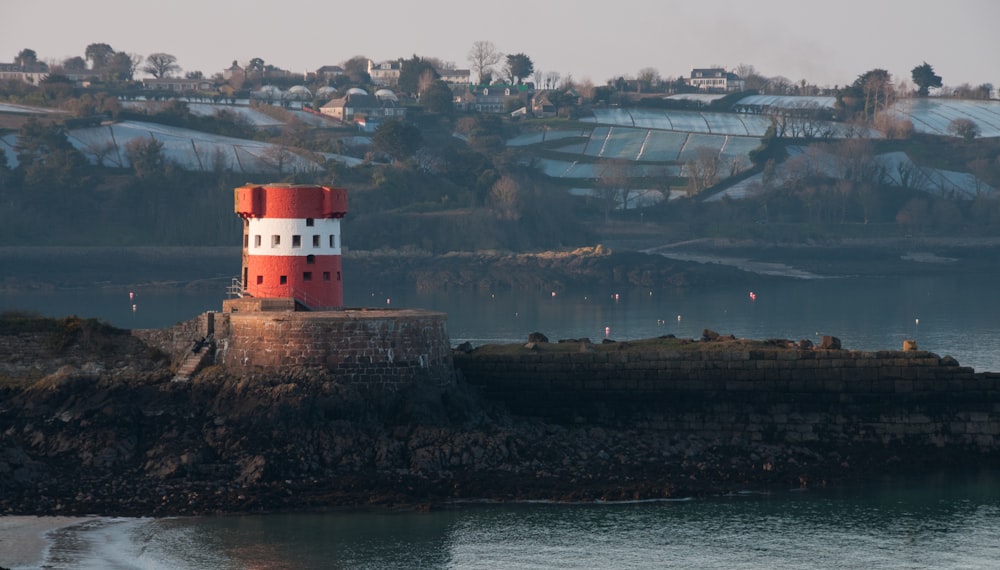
[{"xmin": 2, "ymin": 0, "xmax": 997, "ymax": 89}]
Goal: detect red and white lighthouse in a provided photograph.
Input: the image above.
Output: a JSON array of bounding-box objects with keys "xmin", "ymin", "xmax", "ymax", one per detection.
[{"xmin": 234, "ymin": 183, "xmax": 348, "ymax": 309}]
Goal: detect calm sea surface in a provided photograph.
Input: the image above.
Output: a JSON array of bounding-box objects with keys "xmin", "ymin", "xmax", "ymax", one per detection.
[
  {"xmin": 36, "ymin": 471, "xmax": 1000, "ymax": 569},
  {"xmin": 4, "ymin": 272, "xmax": 1000, "ymax": 568},
  {"xmin": 5, "ymin": 272, "xmax": 999, "ymax": 371}
]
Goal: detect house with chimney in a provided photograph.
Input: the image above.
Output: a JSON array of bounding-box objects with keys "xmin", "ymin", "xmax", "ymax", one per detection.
[{"xmin": 686, "ymin": 68, "xmax": 744, "ymax": 92}]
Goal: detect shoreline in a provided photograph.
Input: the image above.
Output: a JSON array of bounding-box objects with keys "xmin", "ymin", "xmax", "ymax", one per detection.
[{"xmin": 0, "ymin": 516, "xmax": 91, "ymax": 569}]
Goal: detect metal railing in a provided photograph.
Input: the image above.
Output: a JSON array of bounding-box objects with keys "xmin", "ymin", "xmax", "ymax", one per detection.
[
  {"xmin": 226, "ymin": 276, "xmax": 334, "ymax": 310},
  {"xmin": 226, "ymin": 277, "xmax": 245, "ymax": 298}
]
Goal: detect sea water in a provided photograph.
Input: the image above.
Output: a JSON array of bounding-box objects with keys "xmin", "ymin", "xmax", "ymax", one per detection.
[
  {"xmin": 31, "ymin": 470, "xmax": 1000, "ymax": 569},
  {"xmin": 6, "ymin": 272, "xmax": 1000, "ymax": 371}
]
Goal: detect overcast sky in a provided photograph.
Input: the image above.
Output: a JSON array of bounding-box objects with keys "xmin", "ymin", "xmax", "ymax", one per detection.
[{"xmin": 2, "ymin": 0, "xmax": 997, "ymax": 89}]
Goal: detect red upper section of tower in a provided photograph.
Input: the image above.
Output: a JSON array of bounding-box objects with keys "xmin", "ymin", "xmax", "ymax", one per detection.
[{"xmin": 235, "ymin": 184, "xmax": 348, "ymax": 219}]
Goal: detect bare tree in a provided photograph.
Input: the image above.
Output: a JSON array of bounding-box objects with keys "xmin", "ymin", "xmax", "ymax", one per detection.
[
  {"xmin": 489, "ymin": 176, "xmax": 523, "ymax": 221},
  {"xmin": 830, "ymin": 138, "xmax": 885, "ymax": 186},
  {"xmin": 123, "ymin": 52, "xmax": 143, "ymax": 78},
  {"xmin": 766, "ymin": 76, "xmax": 793, "ymax": 95},
  {"xmin": 636, "ymin": 67, "xmax": 661, "ymax": 93},
  {"xmin": 948, "ymin": 118, "xmax": 980, "ymax": 141},
  {"xmin": 967, "ymin": 158, "xmax": 996, "ymax": 196},
  {"xmin": 684, "ymin": 147, "xmax": 721, "ymax": 195},
  {"xmin": 544, "ymin": 71, "xmax": 561, "ymax": 90},
  {"xmin": 895, "ymin": 159, "xmax": 929, "ymax": 191},
  {"xmin": 598, "ymin": 159, "xmax": 644, "ymax": 216},
  {"xmin": 468, "ymin": 41, "xmax": 502, "ymax": 84},
  {"xmin": 83, "ymin": 139, "xmax": 119, "ymax": 167},
  {"xmin": 734, "ymin": 63, "xmax": 768, "ymax": 91},
  {"xmin": 143, "ymin": 53, "xmax": 180, "ymax": 78},
  {"xmin": 260, "ymin": 144, "xmax": 297, "ymax": 177}
]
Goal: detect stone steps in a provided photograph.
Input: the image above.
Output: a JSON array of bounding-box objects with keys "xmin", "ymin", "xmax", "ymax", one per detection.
[{"xmin": 172, "ymin": 342, "xmax": 214, "ymax": 382}]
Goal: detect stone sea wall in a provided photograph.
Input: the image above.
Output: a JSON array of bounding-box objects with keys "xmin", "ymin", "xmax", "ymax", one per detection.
[
  {"xmin": 131, "ymin": 312, "xmax": 214, "ymax": 364},
  {"xmin": 454, "ymin": 346, "xmax": 1000, "ymax": 450},
  {"xmin": 216, "ymin": 309, "xmax": 454, "ymax": 388}
]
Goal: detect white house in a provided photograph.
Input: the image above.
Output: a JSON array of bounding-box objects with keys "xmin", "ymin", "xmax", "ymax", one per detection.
[
  {"xmin": 687, "ymin": 68, "xmax": 745, "ymax": 92},
  {"xmin": 367, "ymin": 60, "xmax": 401, "ymax": 87}
]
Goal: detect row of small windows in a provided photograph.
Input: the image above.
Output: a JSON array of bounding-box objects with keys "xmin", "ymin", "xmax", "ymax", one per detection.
[
  {"xmin": 254, "ymin": 271, "xmax": 341, "ymax": 285},
  {"xmin": 246, "ymin": 234, "xmax": 338, "ymax": 248}
]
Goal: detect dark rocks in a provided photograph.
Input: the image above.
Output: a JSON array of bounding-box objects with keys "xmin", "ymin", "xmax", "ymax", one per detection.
[
  {"xmin": 1, "ymin": 320, "xmax": 994, "ymax": 517},
  {"xmin": 941, "ymin": 355, "xmax": 960, "ymax": 366},
  {"xmin": 454, "ymin": 341, "xmax": 474, "ymax": 354},
  {"xmin": 527, "ymin": 332, "xmax": 549, "ymax": 344},
  {"xmin": 820, "ymin": 335, "xmax": 842, "ymax": 350}
]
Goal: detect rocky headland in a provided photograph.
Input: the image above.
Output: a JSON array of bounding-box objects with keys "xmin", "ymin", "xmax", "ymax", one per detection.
[{"xmin": 2, "ymin": 315, "xmax": 998, "ymax": 517}]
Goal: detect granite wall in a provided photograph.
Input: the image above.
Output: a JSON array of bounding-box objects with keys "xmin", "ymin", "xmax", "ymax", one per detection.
[
  {"xmin": 454, "ymin": 346, "xmax": 1000, "ymax": 450},
  {"xmin": 216, "ymin": 309, "xmax": 454, "ymax": 388}
]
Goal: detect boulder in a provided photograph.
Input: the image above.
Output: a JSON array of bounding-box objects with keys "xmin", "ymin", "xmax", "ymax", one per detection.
[
  {"xmin": 527, "ymin": 332, "xmax": 549, "ymax": 344},
  {"xmin": 820, "ymin": 335, "xmax": 842, "ymax": 350}
]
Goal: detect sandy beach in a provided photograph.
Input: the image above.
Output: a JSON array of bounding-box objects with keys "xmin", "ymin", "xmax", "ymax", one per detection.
[{"xmin": 0, "ymin": 517, "xmax": 90, "ymax": 569}]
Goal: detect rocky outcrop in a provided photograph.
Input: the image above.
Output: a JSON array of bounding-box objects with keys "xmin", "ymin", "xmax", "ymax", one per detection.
[
  {"xmin": 2, "ymin": 317, "xmax": 999, "ymax": 516},
  {"xmin": 0, "ymin": 364, "xmax": 897, "ymax": 515}
]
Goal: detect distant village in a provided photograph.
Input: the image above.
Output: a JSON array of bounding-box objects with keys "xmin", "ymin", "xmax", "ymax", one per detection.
[
  {"xmin": 0, "ymin": 42, "xmax": 884, "ymax": 132},
  {"xmin": 0, "ymin": 48, "xmax": 769, "ymax": 132},
  {"xmin": 2, "ymin": 43, "xmax": 997, "ymax": 135}
]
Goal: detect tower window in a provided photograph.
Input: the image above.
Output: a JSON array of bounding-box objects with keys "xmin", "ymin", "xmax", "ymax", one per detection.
[
  {"xmin": 337, "ymin": 271, "xmax": 341, "ymax": 281},
  {"xmin": 280, "ymin": 275, "xmax": 287, "ymax": 285},
  {"xmin": 271, "ymin": 235, "xmax": 280, "ymax": 247},
  {"xmin": 243, "ymin": 234, "xmax": 249, "ymax": 247},
  {"xmin": 306, "ymin": 218, "xmax": 315, "ymax": 227},
  {"xmin": 303, "ymin": 272, "xmax": 312, "ymax": 281},
  {"xmin": 254, "ymin": 235, "xmax": 261, "ymax": 247},
  {"xmin": 256, "ymin": 275, "xmax": 263, "ymax": 285},
  {"xmin": 306, "ymin": 255, "xmax": 315, "ymax": 265},
  {"xmin": 312, "ymin": 235, "xmax": 320, "ymax": 247},
  {"xmin": 292, "ymin": 235, "xmax": 301, "ymax": 248},
  {"xmin": 323, "ymin": 272, "xmax": 331, "ymax": 281}
]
